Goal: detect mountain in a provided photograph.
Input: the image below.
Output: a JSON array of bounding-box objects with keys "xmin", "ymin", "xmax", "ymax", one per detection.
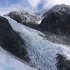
[
  {"xmin": 34, "ymin": 8, "xmax": 49, "ymax": 19},
  {"xmin": 5, "ymin": 10, "xmax": 40, "ymax": 28},
  {"xmin": 0, "ymin": 16, "xmax": 33, "ymax": 62},
  {"xmin": 0, "ymin": 16, "xmax": 24, "ymax": 58},
  {"xmin": 0, "ymin": 16, "xmax": 39, "ymax": 70},
  {"xmin": 35, "ymin": 4, "xmax": 70, "ymax": 18},
  {"xmin": 39, "ymin": 4, "xmax": 70, "ymax": 45},
  {"xmin": 4, "ymin": 15, "xmax": 70, "ymax": 70},
  {"xmin": 0, "ymin": 4, "xmax": 70, "ymax": 70}
]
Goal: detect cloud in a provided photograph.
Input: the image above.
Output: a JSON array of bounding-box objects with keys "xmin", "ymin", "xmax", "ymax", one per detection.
[
  {"xmin": 27, "ymin": 0, "xmax": 42, "ymax": 8},
  {"xmin": 0, "ymin": 0, "xmax": 41, "ymax": 15},
  {"xmin": 0, "ymin": 4, "xmax": 21, "ymax": 15},
  {"xmin": 26, "ymin": 0, "xmax": 70, "ymax": 11},
  {"xmin": 0, "ymin": 4, "xmax": 32, "ymax": 15},
  {"xmin": 0, "ymin": 0, "xmax": 32, "ymax": 15},
  {"xmin": 42, "ymin": 0, "xmax": 70, "ymax": 10},
  {"xmin": 1, "ymin": 0, "xmax": 70, "ymax": 15}
]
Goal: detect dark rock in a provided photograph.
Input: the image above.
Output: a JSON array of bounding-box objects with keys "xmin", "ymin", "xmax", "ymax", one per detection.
[
  {"xmin": 8, "ymin": 12, "xmax": 22, "ymax": 23},
  {"xmin": 56, "ymin": 54, "xmax": 70, "ymax": 70},
  {"xmin": 39, "ymin": 12, "xmax": 70, "ymax": 35},
  {"xmin": 39, "ymin": 12, "xmax": 70, "ymax": 45},
  {"xmin": 43, "ymin": 4, "xmax": 70, "ymax": 18},
  {"xmin": 0, "ymin": 16, "xmax": 26, "ymax": 59},
  {"xmin": 5, "ymin": 11, "xmax": 39, "ymax": 29}
]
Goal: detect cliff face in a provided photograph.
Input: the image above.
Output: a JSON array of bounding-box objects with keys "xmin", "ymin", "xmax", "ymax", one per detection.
[
  {"xmin": 5, "ymin": 15, "xmax": 70, "ymax": 70},
  {"xmin": 40, "ymin": 12, "xmax": 70, "ymax": 35},
  {"xmin": 0, "ymin": 16, "xmax": 25, "ymax": 59},
  {"xmin": 1, "ymin": 4, "xmax": 70, "ymax": 70},
  {"xmin": 5, "ymin": 10, "xmax": 40, "ymax": 29},
  {"xmin": 39, "ymin": 12, "xmax": 70, "ymax": 44}
]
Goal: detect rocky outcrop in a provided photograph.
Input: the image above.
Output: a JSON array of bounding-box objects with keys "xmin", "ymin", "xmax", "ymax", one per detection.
[
  {"xmin": 0, "ymin": 16, "xmax": 27, "ymax": 59},
  {"xmin": 40, "ymin": 12, "xmax": 70, "ymax": 35},
  {"xmin": 39, "ymin": 12, "xmax": 70, "ymax": 44},
  {"xmin": 56, "ymin": 54, "xmax": 70, "ymax": 70},
  {"xmin": 5, "ymin": 11, "xmax": 40, "ymax": 29},
  {"xmin": 43, "ymin": 4, "xmax": 70, "ymax": 17}
]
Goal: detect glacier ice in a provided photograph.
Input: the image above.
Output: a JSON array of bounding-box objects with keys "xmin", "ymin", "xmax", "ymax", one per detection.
[
  {"xmin": 0, "ymin": 46, "xmax": 38, "ymax": 70},
  {"xmin": 5, "ymin": 16, "xmax": 70, "ymax": 70}
]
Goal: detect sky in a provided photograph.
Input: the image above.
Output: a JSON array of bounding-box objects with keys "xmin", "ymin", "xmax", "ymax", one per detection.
[{"xmin": 0, "ymin": 0, "xmax": 70, "ymax": 15}]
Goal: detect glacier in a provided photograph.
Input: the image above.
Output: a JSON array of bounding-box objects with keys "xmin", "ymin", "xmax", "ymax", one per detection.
[
  {"xmin": 4, "ymin": 16, "xmax": 70, "ymax": 70},
  {"xmin": 0, "ymin": 46, "xmax": 38, "ymax": 70}
]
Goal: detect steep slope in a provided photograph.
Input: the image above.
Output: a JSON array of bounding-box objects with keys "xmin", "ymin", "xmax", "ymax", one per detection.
[
  {"xmin": 0, "ymin": 16, "xmax": 33, "ymax": 63},
  {"xmin": 39, "ymin": 4, "xmax": 70, "ymax": 45},
  {"xmin": 5, "ymin": 10, "xmax": 40, "ymax": 28},
  {"xmin": 5, "ymin": 16, "xmax": 70, "ymax": 70},
  {"xmin": 0, "ymin": 16, "xmax": 24, "ymax": 58},
  {"xmin": 0, "ymin": 47, "xmax": 38, "ymax": 70},
  {"xmin": 43, "ymin": 4, "xmax": 70, "ymax": 17},
  {"xmin": 0, "ymin": 16, "xmax": 39, "ymax": 70},
  {"xmin": 40, "ymin": 12, "xmax": 70, "ymax": 35}
]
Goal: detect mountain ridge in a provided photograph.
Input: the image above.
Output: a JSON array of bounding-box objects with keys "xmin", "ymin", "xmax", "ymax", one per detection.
[
  {"xmin": 5, "ymin": 10, "xmax": 40, "ymax": 29},
  {"xmin": 0, "ymin": 4, "xmax": 70, "ymax": 70}
]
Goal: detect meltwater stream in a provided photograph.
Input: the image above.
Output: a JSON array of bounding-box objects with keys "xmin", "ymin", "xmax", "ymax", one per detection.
[{"xmin": 5, "ymin": 16, "xmax": 70, "ymax": 70}]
